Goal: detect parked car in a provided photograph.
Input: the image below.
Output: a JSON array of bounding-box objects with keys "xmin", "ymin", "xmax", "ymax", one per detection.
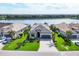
[
  {"xmin": 1, "ymin": 36, "xmax": 7, "ymax": 44},
  {"xmin": 1, "ymin": 35, "xmax": 11, "ymax": 44},
  {"xmin": 75, "ymin": 42, "xmax": 79, "ymax": 46},
  {"xmin": 2, "ymin": 40, "xmax": 7, "ymax": 44}
]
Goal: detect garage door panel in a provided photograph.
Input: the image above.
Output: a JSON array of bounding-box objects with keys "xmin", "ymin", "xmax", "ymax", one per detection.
[{"xmin": 41, "ymin": 35, "xmax": 51, "ymax": 39}]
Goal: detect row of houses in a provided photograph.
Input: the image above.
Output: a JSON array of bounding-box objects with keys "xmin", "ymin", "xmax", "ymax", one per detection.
[
  {"xmin": 0, "ymin": 22, "xmax": 53, "ymax": 42},
  {"xmin": 55, "ymin": 22, "xmax": 79, "ymax": 39},
  {"xmin": 0, "ymin": 22, "xmax": 79, "ymax": 42}
]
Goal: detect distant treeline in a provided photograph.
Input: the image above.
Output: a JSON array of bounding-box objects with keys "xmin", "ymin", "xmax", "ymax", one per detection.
[{"xmin": 0, "ymin": 14, "xmax": 79, "ymax": 20}]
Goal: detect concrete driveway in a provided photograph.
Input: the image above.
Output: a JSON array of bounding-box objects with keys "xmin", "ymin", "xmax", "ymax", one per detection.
[{"xmin": 38, "ymin": 39, "xmax": 58, "ymax": 52}]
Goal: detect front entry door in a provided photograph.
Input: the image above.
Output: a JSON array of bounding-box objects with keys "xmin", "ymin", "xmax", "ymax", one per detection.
[{"xmin": 37, "ymin": 32, "xmax": 40, "ymax": 38}]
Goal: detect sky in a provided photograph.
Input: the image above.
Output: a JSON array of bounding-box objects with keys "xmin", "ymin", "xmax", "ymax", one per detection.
[{"xmin": 0, "ymin": 3, "xmax": 79, "ymax": 14}]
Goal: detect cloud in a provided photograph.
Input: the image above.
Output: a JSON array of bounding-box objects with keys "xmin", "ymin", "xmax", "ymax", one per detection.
[{"xmin": 0, "ymin": 3, "xmax": 79, "ymax": 14}]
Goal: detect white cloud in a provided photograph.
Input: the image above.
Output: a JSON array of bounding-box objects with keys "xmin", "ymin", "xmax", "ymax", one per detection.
[{"xmin": 0, "ymin": 3, "xmax": 79, "ymax": 14}]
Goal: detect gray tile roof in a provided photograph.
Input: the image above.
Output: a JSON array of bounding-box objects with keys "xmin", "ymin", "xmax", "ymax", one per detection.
[
  {"xmin": 55, "ymin": 23, "xmax": 79, "ymax": 34},
  {"xmin": 30, "ymin": 24, "xmax": 52, "ymax": 32},
  {"xmin": 0, "ymin": 22, "xmax": 12, "ymax": 28}
]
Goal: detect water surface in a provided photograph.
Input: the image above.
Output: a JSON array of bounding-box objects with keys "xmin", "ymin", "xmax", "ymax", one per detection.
[{"xmin": 0, "ymin": 19, "xmax": 79, "ymax": 25}]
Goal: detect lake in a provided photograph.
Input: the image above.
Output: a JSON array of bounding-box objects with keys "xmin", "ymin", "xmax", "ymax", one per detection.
[{"xmin": 0, "ymin": 18, "xmax": 79, "ymax": 25}]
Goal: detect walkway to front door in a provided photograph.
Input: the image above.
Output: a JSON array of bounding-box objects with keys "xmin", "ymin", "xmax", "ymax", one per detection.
[{"xmin": 38, "ymin": 39, "xmax": 58, "ymax": 52}]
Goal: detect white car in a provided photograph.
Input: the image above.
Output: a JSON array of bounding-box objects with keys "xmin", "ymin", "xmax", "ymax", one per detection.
[
  {"xmin": 1, "ymin": 36, "xmax": 7, "ymax": 44},
  {"xmin": 75, "ymin": 42, "xmax": 79, "ymax": 46}
]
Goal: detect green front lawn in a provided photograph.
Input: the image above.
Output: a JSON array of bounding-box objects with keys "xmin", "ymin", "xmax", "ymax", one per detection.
[
  {"xmin": 54, "ymin": 33, "xmax": 79, "ymax": 51},
  {"xmin": 2, "ymin": 33, "xmax": 28, "ymax": 50},
  {"xmin": 17, "ymin": 41, "xmax": 39, "ymax": 51},
  {"xmin": 2, "ymin": 33, "xmax": 39, "ymax": 51}
]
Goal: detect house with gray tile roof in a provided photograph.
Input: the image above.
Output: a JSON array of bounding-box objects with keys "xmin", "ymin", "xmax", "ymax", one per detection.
[
  {"xmin": 0, "ymin": 23, "xmax": 12, "ymax": 36},
  {"xmin": 55, "ymin": 22, "xmax": 79, "ymax": 40},
  {"xmin": 0, "ymin": 23, "xmax": 28, "ymax": 43},
  {"xmin": 29, "ymin": 24, "xmax": 52, "ymax": 40}
]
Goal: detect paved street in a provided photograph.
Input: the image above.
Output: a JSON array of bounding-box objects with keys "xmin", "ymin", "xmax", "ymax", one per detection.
[
  {"xmin": 1, "ymin": 50, "xmax": 79, "ymax": 56},
  {"xmin": 0, "ymin": 50, "xmax": 79, "ymax": 56},
  {"xmin": 60, "ymin": 51, "xmax": 79, "ymax": 56},
  {"xmin": 0, "ymin": 50, "xmax": 61, "ymax": 56}
]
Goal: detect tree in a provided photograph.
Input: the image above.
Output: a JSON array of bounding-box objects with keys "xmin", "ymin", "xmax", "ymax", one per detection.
[
  {"xmin": 23, "ymin": 28, "xmax": 30, "ymax": 35},
  {"xmin": 44, "ymin": 22, "xmax": 48, "ymax": 25},
  {"xmin": 65, "ymin": 31, "xmax": 72, "ymax": 46},
  {"xmin": 52, "ymin": 32, "xmax": 56, "ymax": 42},
  {"xmin": 50, "ymin": 25, "xmax": 56, "ymax": 31},
  {"xmin": 50, "ymin": 25, "xmax": 54, "ymax": 30},
  {"xmin": 8, "ymin": 31, "xmax": 15, "ymax": 39},
  {"xmin": 50, "ymin": 25, "xmax": 59, "ymax": 33},
  {"xmin": 66, "ymin": 31, "xmax": 72, "ymax": 39}
]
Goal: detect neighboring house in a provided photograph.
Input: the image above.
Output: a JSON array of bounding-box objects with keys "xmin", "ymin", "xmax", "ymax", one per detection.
[
  {"xmin": 69, "ymin": 23, "xmax": 79, "ymax": 39},
  {"xmin": 0, "ymin": 23, "xmax": 12, "ymax": 43},
  {"xmin": 0, "ymin": 23, "xmax": 12, "ymax": 36},
  {"xmin": 55, "ymin": 22, "xmax": 79, "ymax": 40},
  {"xmin": 55, "ymin": 23, "xmax": 71, "ymax": 36},
  {"xmin": 0, "ymin": 23, "xmax": 28, "ymax": 43},
  {"xmin": 29, "ymin": 24, "xmax": 52, "ymax": 40},
  {"xmin": 11, "ymin": 23, "xmax": 28, "ymax": 38}
]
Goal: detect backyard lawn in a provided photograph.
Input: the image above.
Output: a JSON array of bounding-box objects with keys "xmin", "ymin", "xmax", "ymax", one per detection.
[
  {"xmin": 2, "ymin": 33, "xmax": 39, "ymax": 51},
  {"xmin": 54, "ymin": 33, "xmax": 79, "ymax": 51}
]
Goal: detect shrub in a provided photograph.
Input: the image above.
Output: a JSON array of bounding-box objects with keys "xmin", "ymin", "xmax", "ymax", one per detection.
[
  {"xmin": 58, "ymin": 34, "xmax": 65, "ymax": 39},
  {"xmin": 15, "ymin": 43, "xmax": 22, "ymax": 49},
  {"xmin": 35, "ymin": 39, "xmax": 39, "ymax": 43},
  {"xmin": 29, "ymin": 38, "xmax": 34, "ymax": 43}
]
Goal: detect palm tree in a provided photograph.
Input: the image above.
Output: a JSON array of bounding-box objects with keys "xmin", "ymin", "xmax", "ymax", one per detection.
[
  {"xmin": 50, "ymin": 25, "xmax": 56, "ymax": 31},
  {"xmin": 8, "ymin": 31, "xmax": 15, "ymax": 39},
  {"xmin": 23, "ymin": 28, "xmax": 30, "ymax": 35},
  {"xmin": 52, "ymin": 32, "xmax": 56, "ymax": 42},
  {"xmin": 50, "ymin": 25, "xmax": 54, "ymax": 30},
  {"xmin": 65, "ymin": 31, "xmax": 72, "ymax": 46},
  {"xmin": 66, "ymin": 31, "xmax": 72, "ymax": 39}
]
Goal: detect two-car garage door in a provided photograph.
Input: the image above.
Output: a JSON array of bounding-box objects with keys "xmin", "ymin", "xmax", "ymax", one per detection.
[{"xmin": 41, "ymin": 35, "xmax": 51, "ymax": 39}]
